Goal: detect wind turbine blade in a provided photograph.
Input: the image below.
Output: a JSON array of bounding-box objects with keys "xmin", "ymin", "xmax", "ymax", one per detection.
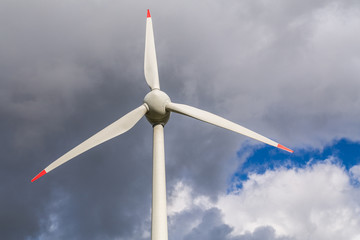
[
  {"xmin": 166, "ymin": 102, "xmax": 293, "ymax": 153},
  {"xmin": 144, "ymin": 9, "xmax": 160, "ymax": 90},
  {"xmin": 31, "ymin": 104, "xmax": 148, "ymax": 182}
]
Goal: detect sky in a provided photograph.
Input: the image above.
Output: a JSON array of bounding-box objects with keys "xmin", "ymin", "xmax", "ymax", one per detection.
[{"xmin": 1, "ymin": 0, "xmax": 360, "ymax": 239}]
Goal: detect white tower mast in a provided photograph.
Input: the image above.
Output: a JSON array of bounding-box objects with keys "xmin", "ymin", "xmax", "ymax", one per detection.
[{"xmin": 152, "ymin": 124, "xmax": 168, "ymax": 240}]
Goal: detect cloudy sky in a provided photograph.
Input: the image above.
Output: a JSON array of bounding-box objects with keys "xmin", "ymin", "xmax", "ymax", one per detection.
[{"xmin": 1, "ymin": 0, "xmax": 360, "ymax": 239}]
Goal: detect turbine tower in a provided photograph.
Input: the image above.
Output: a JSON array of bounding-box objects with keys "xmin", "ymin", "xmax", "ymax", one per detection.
[{"xmin": 32, "ymin": 10, "xmax": 293, "ymax": 240}]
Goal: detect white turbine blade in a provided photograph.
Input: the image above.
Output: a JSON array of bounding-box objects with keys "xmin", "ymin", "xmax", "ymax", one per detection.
[
  {"xmin": 31, "ymin": 104, "xmax": 148, "ymax": 182},
  {"xmin": 144, "ymin": 9, "xmax": 160, "ymax": 90},
  {"xmin": 166, "ymin": 102, "xmax": 293, "ymax": 153}
]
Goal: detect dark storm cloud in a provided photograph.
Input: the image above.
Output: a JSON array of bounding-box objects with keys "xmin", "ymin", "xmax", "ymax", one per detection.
[
  {"xmin": 0, "ymin": 1, "xmax": 153, "ymax": 239},
  {"xmin": 183, "ymin": 208, "xmax": 233, "ymax": 240},
  {"xmin": 1, "ymin": 0, "xmax": 360, "ymax": 239},
  {"xmin": 169, "ymin": 207, "xmax": 293, "ymax": 240}
]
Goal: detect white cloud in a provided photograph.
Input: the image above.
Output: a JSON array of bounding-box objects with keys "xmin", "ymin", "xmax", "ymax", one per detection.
[
  {"xmin": 167, "ymin": 181, "xmax": 213, "ymax": 216},
  {"xmin": 167, "ymin": 181, "xmax": 193, "ymax": 216},
  {"xmin": 217, "ymin": 160, "xmax": 360, "ymax": 240}
]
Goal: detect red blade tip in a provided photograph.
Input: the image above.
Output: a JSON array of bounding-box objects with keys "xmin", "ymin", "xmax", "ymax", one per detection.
[
  {"xmin": 31, "ymin": 170, "xmax": 47, "ymax": 182},
  {"xmin": 147, "ymin": 9, "xmax": 151, "ymax": 18},
  {"xmin": 277, "ymin": 144, "xmax": 294, "ymax": 153}
]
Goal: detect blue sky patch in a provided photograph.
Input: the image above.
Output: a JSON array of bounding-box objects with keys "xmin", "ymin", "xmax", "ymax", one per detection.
[{"xmin": 229, "ymin": 138, "xmax": 360, "ymax": 191}]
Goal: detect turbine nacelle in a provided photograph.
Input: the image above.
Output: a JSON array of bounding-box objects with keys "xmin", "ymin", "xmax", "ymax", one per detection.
[{"xmin": 144, "ymin": 89, "xmax": 171, "ymax": 126}]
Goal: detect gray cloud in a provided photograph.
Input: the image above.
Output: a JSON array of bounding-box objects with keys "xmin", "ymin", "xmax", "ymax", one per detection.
[
  {"xmin": 183, "ymin": 208, "xmax": 233, "ymax": 240},
  {"xmin": 170, "ymin": 207, "xmax": 293, "ymax": 240}
]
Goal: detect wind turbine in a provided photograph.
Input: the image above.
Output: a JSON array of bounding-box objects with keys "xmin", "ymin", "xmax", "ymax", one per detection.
[{"xmin": 32, "ymin": 9, "xmax": 293, "ymax": 240}]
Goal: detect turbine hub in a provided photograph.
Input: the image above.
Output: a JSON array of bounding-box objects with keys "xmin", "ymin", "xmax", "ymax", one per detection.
[{"xmin": 144, "ymin": 89, "xmax": 171, "ymax": 126}]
